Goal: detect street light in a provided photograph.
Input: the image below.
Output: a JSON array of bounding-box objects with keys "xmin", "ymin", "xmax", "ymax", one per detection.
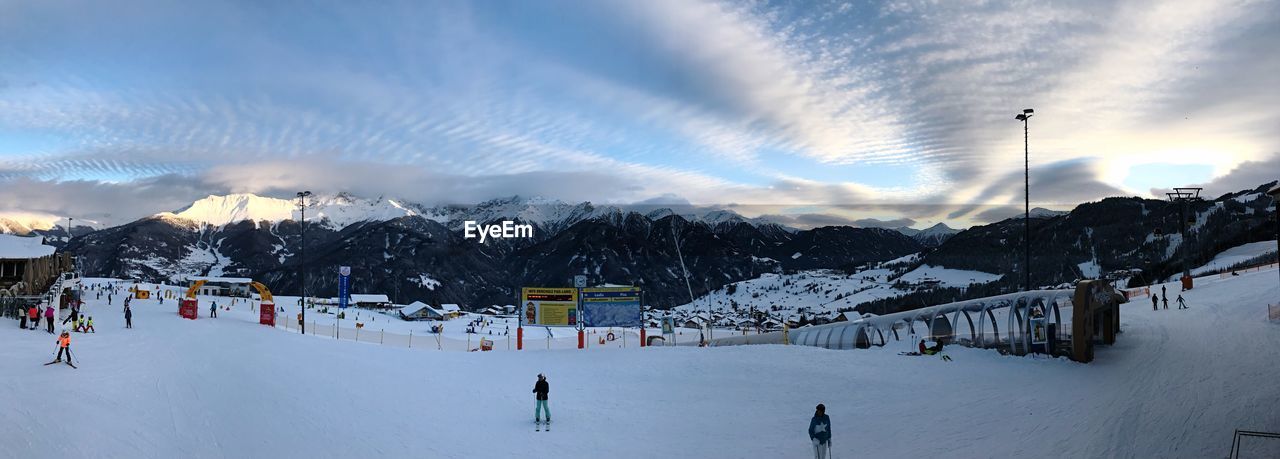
[
  {"xmin": 1015, "ymin": 108, "xmax": 1034, "ymax": 291},
  {"xmin": 296, "ymin": 191, "xmax": 312, "ymax": 334},
  {"xmin": 1166, "ymin": 187, "xmax": 1202, "ymax": 290}
]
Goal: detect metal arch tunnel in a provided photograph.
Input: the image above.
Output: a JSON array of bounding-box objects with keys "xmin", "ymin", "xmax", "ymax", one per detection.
[{"xmin": 707, "ymin": 284, "xmax": 1123, "ymax": 361}]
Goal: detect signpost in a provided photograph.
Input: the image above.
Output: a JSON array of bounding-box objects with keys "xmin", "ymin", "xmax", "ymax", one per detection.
[{"xmin": 338, "ymin": 266, "xmax": 351, "ymax": 310}]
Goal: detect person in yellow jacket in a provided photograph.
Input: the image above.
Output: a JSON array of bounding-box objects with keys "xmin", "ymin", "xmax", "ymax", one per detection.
[
  {"xmin": 76, "ymin": 316, "xmax": 87, "ymax": 333},
  {"xmin": 85, "ymin": 317, "xmax": 95, "ymax": 333}
]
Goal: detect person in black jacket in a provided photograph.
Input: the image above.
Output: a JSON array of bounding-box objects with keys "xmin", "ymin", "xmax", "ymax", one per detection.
[
  {"xmin": 809, "ymin": 403, "xmax": 831, "ymax": 459},
  {"xmin": 533, "ymin": 374, "xmax": 550, "ymax": 424}
]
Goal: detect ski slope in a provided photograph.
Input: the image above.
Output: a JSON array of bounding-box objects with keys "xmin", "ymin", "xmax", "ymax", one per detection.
[{"xmin": 1, "ymin": 269, "xmax": 1278, "ymax": 458}]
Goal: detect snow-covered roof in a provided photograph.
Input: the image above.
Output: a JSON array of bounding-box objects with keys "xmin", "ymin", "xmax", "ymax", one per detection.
[
  {"xmin": 401, "ymin": 301, "xmax": 436, "ymax": 316},
  {"xmin": 0, "ymin": 234, "xmax": 56, "ymax": 258},
  {"xmin": 188, "ymin": 276, "xmax": 252, "ymax": 284},
  {"xmin": 350, "ymin": 294, "xmax": 391, "ymax": 303},
  {"xmin": 440, "ymin": 304, "xmax": 460, "ymax": 312}
]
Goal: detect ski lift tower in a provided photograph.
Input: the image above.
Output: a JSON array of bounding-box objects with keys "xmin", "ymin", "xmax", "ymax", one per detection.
[{"xmin": 1166, "ymin": 187, "xmax": 1202, "ymax": 291}]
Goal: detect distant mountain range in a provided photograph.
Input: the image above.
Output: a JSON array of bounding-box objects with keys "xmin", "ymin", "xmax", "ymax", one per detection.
[{"xmin": 8, "ymin": 181, "xmax": 1277, "ymax": 312}]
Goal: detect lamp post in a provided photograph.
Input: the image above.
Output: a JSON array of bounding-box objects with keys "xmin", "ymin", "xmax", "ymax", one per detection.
[
  {"xmin": 1268, "ymin": 184, "xmax": 1280, "ymax": 295},
  {"xmin": 1166, "ymin": 187, "xmax": 1202, "ymax": 290},
  {"xmin": 66, "ymin": 217, "xmax": 73, "ymax": 241},
  {"xmin": 296, "ymin": 191, "xmax": 312, "ymax": 334},
  {"xmin": 1015, "ymin": 108, "xmax": 1034, "ymax": 291}
]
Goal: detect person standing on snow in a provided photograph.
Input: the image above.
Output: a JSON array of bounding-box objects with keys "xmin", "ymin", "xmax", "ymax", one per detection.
[
  {"xmin": 85, "ymin": 317, "xmax": 95, "ymax": 333},
  {"xmin": 1176, "ymin": 294, "xmax": 1188, "ymax": 309},
  {"xmin": 1151, "ymin": 293, "xmax": 1159, "ymax": 311},
  {"xmin": 533, "ymin": 374, "xmax": 551, "ymax": 425},
  {"xmin": 28, "ymin": 306, "xmax": 39, "ymax": 331},
  {"xmin": 44, "ymin": 305, "xmax": 55, "ymax": 334},
  {"xmin": 53, "ymin": 330, "xmax": 72, "ymax": 363},
  {"xmin": 1162, "ymin": 294, "xmax": 1169, "ymax": 310},
  {"xmin": 809, "ymin": 403, "xmax": 832, "ymax": 459},
  {"xmin": 124, "ymin": 306, "xmax": 133, "ymax": 329},
  {"xmin": 209, "ymin": 302, "xmax": 218, "ymax": 318}
]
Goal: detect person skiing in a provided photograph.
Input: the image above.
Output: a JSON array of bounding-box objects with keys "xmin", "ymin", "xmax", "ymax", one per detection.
[
  {"xmin": 28, "ymin": 305, "xmax": 39, "ymax": 330},
  {"xmin": 44, "ymin": 305, "xmax": 55, "ymax": 334},
  {"xmin": 62, "ymin": 307, "xmax": 78, "ymax": 326},
  {"xmin": 1162, "ymin": 294, "xmax": 1169, "ymax": 310},
  {"xmin": 1151, "ymin": 293, "xmax": 1159, "ymax": 311},
  {"xmin": 1176, "ymin": 294, "xmax": 1188, "ymax": 309},
  {"xmin": 809, "ymin": 403, "xmax": 831, "ymax": 459},
  {"xmin": 124, "ymin": 306, "xmax": 133, "ymax": 329},
  {"xmin": 107, "ymin": 293, "xmax": 112, "ymax": 305},
  {"xmin": 85, "ymin": 317, "xmax": 95, "ymax": 333},
  {"xmin": 52, "ymin": 329, "xmax": 72, "ymax": 365},
  {"xmin": 209, "ymin": 302, "xmax": 217, "ymax": 318},
  {"xmin": 1161, "ymin": 284, "xmax": 1166, "ymax": 299},
  {"xmin": 19, "ymin": 306, "xmax": 28, "ymax": 329},
  {"xmin": 76, "ymin": 316, "xmax": 87, "ymax": 333},
  {"xmin": 533, "ymin": 374, "xmax": 551, "ymax": 428}
]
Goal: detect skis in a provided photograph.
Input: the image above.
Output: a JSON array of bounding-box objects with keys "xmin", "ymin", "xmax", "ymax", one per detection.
[
  {"xmin": 535, "ymin": 420, "xmax": 551, "ymax": 432},
  {"xmin": 43, "ymin": 360, "xmax": 76, "ymax": 369}
]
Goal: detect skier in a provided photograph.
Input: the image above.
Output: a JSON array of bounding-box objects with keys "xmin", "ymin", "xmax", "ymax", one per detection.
[
  {"xmin": 533, "ymin": 374, "xmax": 551, "ymax": 429},
  {"xmin": 85, "ymin": 317, "xmax": 95, "ymax": 333},
  {"xmin": 1162, "ymin": 294, "xmax": 1169, "ymax": 310},
  {"xmin": 1161, "ymin": 284, "xmax": 1167, "ymax": 300},
  {"xmin": 76, "ymin": 316, "xmax": 87, "ymax": 333},
  {"xmin": 209, "ymin": 302, "xmax": 217, "ymax": 318},
  {"xmin": 808, "ymin": 403, "xmax": 832, "ymax": 459},
  {"xmin": 19, "ymin": 306, "xmax": 28, "ymax": 329},
  {"xmin": 1151, "ymin": 293, "xmax": 1159, "ymax": 311},
  {"xmin": 124, "ymin": 306, "xmax": 133, "ymax": 329},
  {"xmin": 28, "ymin": 305, "xmax": 39, "ymax": 330},
  {"xmin": 62, "ymin": 307, "xmax": 78, "ymax": 326},
  {"xmin": 1176, "ymin": 294, "xmax": 1188, "ymax": 310},
  {"xmin": 50, "ymin": 329, "xmax": 73, "ymax": 366},
  {"xmin": 44, "ymin": 305, "xmax": 55, "ymax": 334},
  {"xmin": 107, "ymin": 293, "xmax": 112, "ymax": 305}
]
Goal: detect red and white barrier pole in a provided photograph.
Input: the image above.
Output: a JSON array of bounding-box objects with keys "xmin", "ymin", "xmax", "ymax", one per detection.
[
  {"xmin": 640, "ymin": 327, "xmax": 646, "ymax": 347},
  {"xmin": 517, "ymin": 326, "xmax": 523, "ymax": 350}
]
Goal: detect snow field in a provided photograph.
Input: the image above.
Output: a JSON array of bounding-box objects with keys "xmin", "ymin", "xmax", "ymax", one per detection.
[{"xmin": 0, "ymin": 269, "xmax": 1277, "ymax": 458}]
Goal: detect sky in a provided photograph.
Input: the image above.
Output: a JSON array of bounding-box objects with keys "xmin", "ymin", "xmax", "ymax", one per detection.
[{"xmin": 1, "ymin": 0, "xmax": 1278, "ymax": 228}]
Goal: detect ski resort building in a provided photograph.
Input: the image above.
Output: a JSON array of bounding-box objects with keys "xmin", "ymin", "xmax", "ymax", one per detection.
[
  {"xmin": 186, "ymin": 276, "xmax": 252, "ymax": 297},
  {"xmin": 349, "ymin": 294, "xmax": 393, "ymax": 309},
  {"xmin": 0, "ymin": 234, "xmax": 73, "ymax": 297}
]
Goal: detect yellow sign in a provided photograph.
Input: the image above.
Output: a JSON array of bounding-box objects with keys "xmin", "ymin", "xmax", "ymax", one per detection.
[{"xmin": 521, "ymin": 287, "xmax": 578, "ymax": 327}]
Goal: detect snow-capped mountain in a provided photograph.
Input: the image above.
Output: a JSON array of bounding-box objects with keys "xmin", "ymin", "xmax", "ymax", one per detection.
[
  {"xmin": 894, "ymin": 223, "xmax": 959, "ymax": 247},
  {"xmin": 159, "ymin": 193, "xmax": 419, "ymax": 229}
]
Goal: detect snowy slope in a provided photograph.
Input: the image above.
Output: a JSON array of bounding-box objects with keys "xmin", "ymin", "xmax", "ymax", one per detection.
[
  {"xmin": 2, "ymin": 267, "xmax": 1277, "ymax": 457},
  {"xmin": 1191, "ymin": 241, "xmax": 1277, "ymax": 275}
]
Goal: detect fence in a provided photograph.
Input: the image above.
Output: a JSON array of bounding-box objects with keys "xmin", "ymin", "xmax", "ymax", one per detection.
[
  {"xmin": 1216, "ymin": 262, "xmax": 1279, "ymax": 279},
  {"xmin": 1123, "ymin": 287, "xmax": 1150, "ymax": 299},
  {"xmin": 273, "ymin": 314, "xmax": 664, "ymax": 352}
]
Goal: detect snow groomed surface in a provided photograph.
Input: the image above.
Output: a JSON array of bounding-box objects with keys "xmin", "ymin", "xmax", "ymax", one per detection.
[{"xmin": 2, "ymin": 268, "xmax": 1278, "ymax": 458}]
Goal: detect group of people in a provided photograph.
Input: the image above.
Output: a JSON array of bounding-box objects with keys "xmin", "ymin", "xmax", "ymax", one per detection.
[
  {"xmin": 1150, "ymin": 285, "xmax": 1188, "ymax": 311},
  {"xmin": 20, "ymin": 304, "xmax": 56, "ymax": 333}
]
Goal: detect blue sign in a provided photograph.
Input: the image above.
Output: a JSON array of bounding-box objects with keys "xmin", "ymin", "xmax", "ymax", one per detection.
[
  {"xmin": 338, "ymin": 266, "xmax": 351, "ymax": 309},
  {"xmin": 581, "ymin": 288, "xmax": 642, "ymax": 327}
]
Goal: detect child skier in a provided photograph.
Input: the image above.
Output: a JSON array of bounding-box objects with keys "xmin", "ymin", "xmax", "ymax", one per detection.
[
  {"xmin": 28, "ymin": 305, "xmax": 39, "ymax": 330},
  {"xmin": 1176, "ymin": 294, "xmax": 1188, "ymax": 309},
  {"xmin": 809, "ymin": 403, "xmax": 832, "ymax": 459},
  {"xmin": 49, "ymin": 330, "xmax": 74, "ymax": 367},
  {"xmin": 209, "ymin": 302, "xmax": 217, "ymax": 318},
  {"xmin": 533, "ymin": 374, "xmax": 551, "ymax": 429},
  {"xmin": 124, "ymin": 306, "xmax": 133, "ymax": 329},
  {"xmin": 85, "ymin": 317, "xmax": 95, "ymax": 333}
]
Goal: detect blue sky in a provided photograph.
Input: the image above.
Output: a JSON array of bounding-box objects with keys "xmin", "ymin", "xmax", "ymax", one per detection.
[{"xmin": 2, "ymin": 0, "xmax": 1278, "ymax": 227}]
